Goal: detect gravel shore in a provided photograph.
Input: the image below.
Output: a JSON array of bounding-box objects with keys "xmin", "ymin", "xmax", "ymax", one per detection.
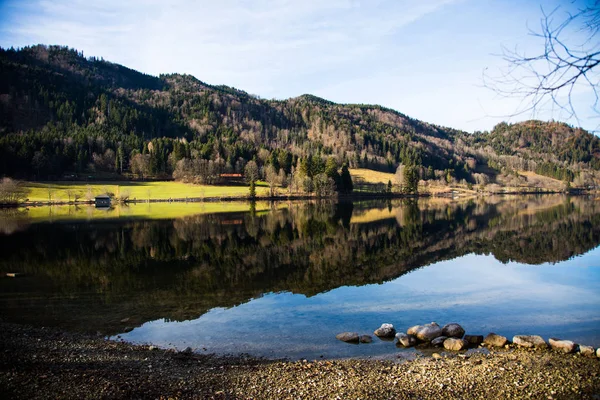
[{"xmin": 1, "ymin": 322, "xmax": 599, "ymax": 399}]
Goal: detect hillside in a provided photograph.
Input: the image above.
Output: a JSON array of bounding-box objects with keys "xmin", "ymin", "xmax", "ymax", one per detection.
[{"xmin": 1, "ymin": 45, "xmax": 599, "ymax": 191}]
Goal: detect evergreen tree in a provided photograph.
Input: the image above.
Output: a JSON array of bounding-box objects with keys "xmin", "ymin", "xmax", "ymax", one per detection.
[
  {"xmin": 249, "ymin": 180, "xmax": 256, "ymax": 199},
  {"xmin": 339, "ymin": 164, "xmax": 353, "ymax": 193},
  {"xmin": 403, "ymin": 165, "xmax": 419, "ymax": 194},
  {"xmin": 325, "ymin": 157, "xmax": 341, "ymax": 189}
]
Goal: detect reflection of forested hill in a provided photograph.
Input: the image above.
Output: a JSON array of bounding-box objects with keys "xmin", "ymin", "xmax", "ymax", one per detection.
[{"xmin": 0, "ymin": 196, "xmax": 598, "ymax": 334}]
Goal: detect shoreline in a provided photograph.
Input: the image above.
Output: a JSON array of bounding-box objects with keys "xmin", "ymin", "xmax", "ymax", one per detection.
[
  {"xmin": 1, "ymin": 189, "xmax": 592, "ymax": 209},
  {"xmin": 1, "ymin": 322, "xmax": 599, "ymax": 399}
]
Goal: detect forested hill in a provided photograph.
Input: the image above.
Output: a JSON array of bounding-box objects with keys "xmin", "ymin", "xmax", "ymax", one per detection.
[{"xmin": 1, "ymin": 44, "xmax": 599, "ymax": 187}]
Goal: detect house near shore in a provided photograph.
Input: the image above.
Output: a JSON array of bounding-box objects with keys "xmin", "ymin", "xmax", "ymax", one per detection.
[
  {"xmin": 219, "ymin": 173, "xmax": 243, "ymax": 183},
  {"xmin": 94, "ymin": 195, "xmax": 111, "ymax": 208}
]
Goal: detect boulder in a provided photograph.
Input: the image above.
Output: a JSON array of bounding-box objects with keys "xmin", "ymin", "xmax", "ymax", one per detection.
[
  {"xmin": 407, "ymin": 322, "xmax": 442, "ymax": 342},
  {"xmin": 336, "ymin": 332, "xmax": 359, "ymax": 343},
  {"xmin": 597, "ymin": 348, "xmax": 600, "ymax": 358},
  {"xmin": 359, "ymin": 335, "xmax": 373, "ymax": 344},
  {"xmin": 431, "ymin": 336, "xmax": 448, "ymax": 347},
  {"xmin": 444, "ymin": 338, "xmax": 468, "ymax": 351},
  {"xmin": 374, "ymin": 323, "xmax": 396, "ymax": 338},
  {"xmin": 578, "ymin": 345, "xmax": 595, "ymax": 357},
  {"xmin": 395, "ymin": 332, "xmax": 418, "ymax": 347},
  {"xmin": 548, "ymin": 338, "xmax": 576, "ymax": 354},
  {"xmin": 464, "ymin": 335, "xmax": 484, "ymax": 346},
  {"xmin": 512, "ymin": 335, "xmax": 548, "ymax": 349},
  {"xmin": 442, "ymin": 323, "xmax": 465, "ymax": 338},
  {"xmin": 484, "ymin": 333, "xmax": 508, "ymax": 347}
]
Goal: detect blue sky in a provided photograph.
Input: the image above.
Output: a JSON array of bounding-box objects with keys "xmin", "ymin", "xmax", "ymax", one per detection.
[{"xmin": 0, "ymin": 0, "xmax": 597, "ymax": 132}]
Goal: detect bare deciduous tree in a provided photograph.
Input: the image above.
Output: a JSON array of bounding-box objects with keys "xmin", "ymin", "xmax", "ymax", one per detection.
[
  {"xmin": 485, "ymin": 3, "xmax": 600, "ymax": 125},
  {"xmin": 65, "ymin": 189, "xmax": 75, "ymax": 203},
  {"xmin": 0, "ymin": 178, "xmax": 29, "ymax": 204},
  {"xmin": 131, "ymin": 153, "xmax": 151, "ymax": 180},
  {"xmin": 264, "ymin": 165, "xmax": 279, "ymax": 197}
]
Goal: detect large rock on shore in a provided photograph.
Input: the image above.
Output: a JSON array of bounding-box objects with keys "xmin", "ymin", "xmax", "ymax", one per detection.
[
  {"xmin": 336, "ymin": 332, "xmax": 359, "ymax": 343},
  {"xmin": 431, "ymin": 336, "xmax": 447, "ymax": 347},
  {"xmin": 512, "ymin": 335, "xmax": 548, "ymax": 349},
  {"xmin": 442, "ymin": 323, "xmax": 465, "ymax": 338},
  {"xmin": 549, "ymin": 338, "xmax": 576, "ymax": 354},
  {"xmin": 395, "ymin": 332, "xmax": 418, "ymax": 348},
  {"xmin": 484, "ymin": 333, "xmax": 508, "ymax": 347},
  {"xmin": 464, "ymin": 335, "xmax": 484, "ymax": 346},
  {"xmin": 444, "ymin": 338, "xmax": 468, "ymax": 351},
  {"xmin": 578, "ymin": 345, "xmax": 595, "ymax": 357},
  {"xmin": 597, "ymin": 348, "xmax": 600, "ymax": 358},
  {"xmin": 374, "ymin": 323, "xmax": 396, "ymax": 338},
  {"xmin": 407, "ymin": 322, "xmax": 442, "ymax": 342}
]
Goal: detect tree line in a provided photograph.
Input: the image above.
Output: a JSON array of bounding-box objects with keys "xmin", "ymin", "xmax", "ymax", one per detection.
[{"xmin": 1, "ymin": 45, "xmax": 599, "ymax": 190}]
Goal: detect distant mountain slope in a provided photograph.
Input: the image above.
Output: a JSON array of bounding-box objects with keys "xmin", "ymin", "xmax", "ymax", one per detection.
[{"xmin": 0, "ymin": 44, "xmax": 598, "ymax": 187}]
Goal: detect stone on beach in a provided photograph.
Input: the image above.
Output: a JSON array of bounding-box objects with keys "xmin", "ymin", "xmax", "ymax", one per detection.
[
  {"xmin": 407, "ymin": 322, "xmax": 442, "ymax": 342},
  {"xmin": 484, "ymin": 333, "xmax": 508, "ymax": 347},
  {"xmin": 512, "ymin": 335, "xmax": 548, "ymax": 349},
  {"xmin": 374, "ymin": 323, "xmax": 396, "ymax": 338},
  {"xmin": 431, "ymin": 336, "xmax": 447, "ymax": 347},
  {"xmin": 336, "ymin": 332, "xmax": 359, "ymax": 343},
  {"xmin": 548, "ymin": 338, "xmax": 577, "ymax": 354},
  {"xmin": 444, "ymin": 338, "xmax": 468, "ymax": 351},
  {"xmin": 578, "ymin": 345, "xmax": 595, "ymax": 357},
  {"xmin": 464, "ymin": 335, "xmax": 484, "ymax": 346},
  {"xmin": 442, "ymin": 323, "xmax": 465, "ymax": 338},
  {"xmin": 395, "ymin": 332, "xmax": 418, "ymax": 347}
]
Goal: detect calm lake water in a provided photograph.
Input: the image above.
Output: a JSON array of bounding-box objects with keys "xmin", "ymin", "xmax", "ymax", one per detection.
[{"xmin": 1, "ymin": 196, "xmax": 599, "ymax": 360}]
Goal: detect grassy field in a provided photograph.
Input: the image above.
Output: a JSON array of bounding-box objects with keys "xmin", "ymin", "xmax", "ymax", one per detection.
[
  {"xmin": 24, "ymin": 181, "xmax": 270, "ymax": 202},
  {"xmin": 349, "ymin": 168, "xmax": 395, "ymax": 184}
]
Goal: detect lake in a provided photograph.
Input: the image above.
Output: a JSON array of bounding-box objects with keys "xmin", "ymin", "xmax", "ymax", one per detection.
[{"xmin": 1, "ymin": 195, "xmax": 599, "ymax": 360}]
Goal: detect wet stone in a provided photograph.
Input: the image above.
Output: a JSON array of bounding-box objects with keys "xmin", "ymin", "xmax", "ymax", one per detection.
[{"xmin": 336, "ymin": 332, "xmax": 359, "ymax": 343}]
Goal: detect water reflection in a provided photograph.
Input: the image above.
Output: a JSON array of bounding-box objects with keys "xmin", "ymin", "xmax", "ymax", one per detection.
[{"xmin": 0, "ymin": 196, "xmax": 599, "ymax": 357}]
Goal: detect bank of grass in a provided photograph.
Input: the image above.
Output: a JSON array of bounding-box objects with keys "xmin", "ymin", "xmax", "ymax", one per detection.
[
  {"xmin": 350, "ymin": 168, "xmax": 395, "ymax": 184},
  {"xmin": 24, "ymin": 181, "xmax": 270, "ymax": 202}
]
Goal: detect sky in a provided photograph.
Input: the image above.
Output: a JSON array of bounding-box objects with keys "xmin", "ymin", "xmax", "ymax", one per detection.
[{"xmin": 0, "ymin": 0, "xmax": 597, "ymax": 132}]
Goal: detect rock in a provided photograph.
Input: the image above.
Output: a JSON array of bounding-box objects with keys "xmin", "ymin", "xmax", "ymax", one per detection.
[
  {"xmin": 407, "ymin": 322, "xmax": 442, "ymax": 342},
  {"xmin": 336, "ymin": 332, "xmax": 359, "ymax": 343},
  {"xmin": 432, "ymin": 353, "xmax": 442, "ymax": 359},
  {"xmin": 512, "ymin": 335, "xmax": 548, "ymax": 349},
  {"xmin": 395, "ymin": 332, "xmax": 418, "ymax": 347},
  {"xmin": 578, "ymin": 345, "xmax": 595, "ymax": 357},
  {"xmin": 597, "ymin": 348, "xmax": 600, "ymax": 358},
  {"xmin": 359, "ymin": 335, "xmax": 372, "ymax": 344},
  {"xmin": 442, "ymin": 323, "xmax": 465, "ymax": 338},
  {"xmin": 374, "ymin": 323, "xmax": 396, "ymax": 338},
  {"xmin": 444, "ymin": 338, "xmax": 468, "ymax": 351},
  {"xmin": 464, "ymin": 335, "xmax": 484, "ymax": 346},
  {"xmin": 549, "ymin": 338, "xmax": 576, "ymax": 354},
  {"xmin": 484, "ymin": 333, "xmax": 508, "ymax": 347},
  {"xmin": 431, "ymin": 336, "xmax": 448, "ymax": 347}
]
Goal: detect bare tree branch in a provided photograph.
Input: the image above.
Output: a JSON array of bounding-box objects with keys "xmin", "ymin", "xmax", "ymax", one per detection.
[{"xmin": 484, "ymin": 2, "xmax": 600, "ymax": 127}]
